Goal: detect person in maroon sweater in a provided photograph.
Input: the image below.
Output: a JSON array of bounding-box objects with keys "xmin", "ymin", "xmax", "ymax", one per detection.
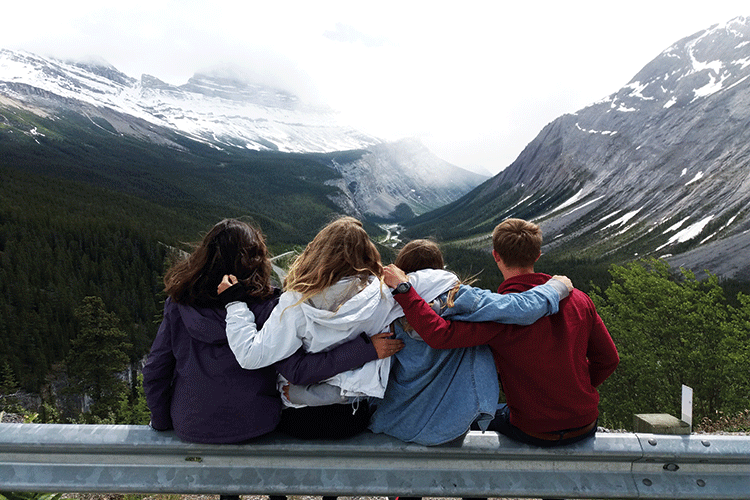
[{"xmin": 384, "ymin": 218, "xmax": 619, "ymax": 447}]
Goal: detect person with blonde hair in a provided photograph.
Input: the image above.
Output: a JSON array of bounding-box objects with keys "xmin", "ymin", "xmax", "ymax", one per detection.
[
  {"xmin": 142, "ymin": 219, "xmax": 385, "ymax": 446},
  {"xmin": 219, "ymin": 216, "xmax": 573, "ymax": 440}
]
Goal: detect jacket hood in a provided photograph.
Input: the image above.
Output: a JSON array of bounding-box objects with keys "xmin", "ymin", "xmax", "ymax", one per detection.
[
  {"xmin": 290, "ymin": 269, "xmax": 458, "ymax": 354},
  {"xmin": 174, "ymin": 301, "xmax": 227, "ymax": 345}
]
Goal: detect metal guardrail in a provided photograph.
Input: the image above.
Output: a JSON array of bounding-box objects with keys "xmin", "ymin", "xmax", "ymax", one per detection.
[{"xmin": 0, "ymin": 423, "xmax": 748, "ymax": 499}]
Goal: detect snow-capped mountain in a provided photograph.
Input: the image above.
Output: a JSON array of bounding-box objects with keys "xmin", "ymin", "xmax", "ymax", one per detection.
[
  {"xmin": 0, "ymin": 49, "xmax": 379, "ymax": 153},
  {"xmin": 407, "ymin": 16, "xmax": 750, "ymax": 279},
  {"xmin": 0, "ymin": 49, "xmax": 486, "ymax": 218}
]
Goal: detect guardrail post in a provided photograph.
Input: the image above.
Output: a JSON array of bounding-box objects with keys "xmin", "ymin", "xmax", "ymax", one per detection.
[{"xmin": 634, "ymin": 413, "xmax": 691, "ymax": 435}]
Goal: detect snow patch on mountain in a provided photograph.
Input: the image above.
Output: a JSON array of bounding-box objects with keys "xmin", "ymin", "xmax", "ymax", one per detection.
[{"xmin": 0, "ymin": 49, "xmax": 380, "ymax": 154}]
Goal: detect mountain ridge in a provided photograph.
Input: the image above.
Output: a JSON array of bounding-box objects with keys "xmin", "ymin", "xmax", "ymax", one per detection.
[
  {"xmin": 0, "ymin": 48, "xmax": 487, "ymax": 220},
  {"xmin": 405, "ymin": 16, "xmax": 750, "ymax": 280}
]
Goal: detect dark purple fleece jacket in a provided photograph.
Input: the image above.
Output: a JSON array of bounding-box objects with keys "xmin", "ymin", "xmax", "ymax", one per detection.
[{"xmin": 142, "ymin": 293, "xmax": 377, "ymax": 443}]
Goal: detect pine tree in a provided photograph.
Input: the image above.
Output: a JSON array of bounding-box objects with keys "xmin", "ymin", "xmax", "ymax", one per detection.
[
  {"xmin": 0, "ymin": 361, "xmax": 18, "ymax": 395},
  {"xmin": 66, "ymin": 296, "xmax": 131, "ymax": 420}
]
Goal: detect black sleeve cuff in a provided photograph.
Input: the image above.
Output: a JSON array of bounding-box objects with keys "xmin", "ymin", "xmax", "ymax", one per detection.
[{"xmin": 218, "ymin": 283, "xmax": 247, "ymax": 306}]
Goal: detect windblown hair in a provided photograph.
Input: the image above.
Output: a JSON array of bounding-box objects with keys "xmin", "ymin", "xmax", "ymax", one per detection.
[
  {"xmin": 394, "ymin": 238, "xmax": 464, "ymax": 309},
  {"xmin": 164, "ymin": 219, "xmax": 274, "ymax": 307},
  {"xmin": 492, "ymin": 218, "xmax": 542, "ymax": 269},
  {"xmin": 284, "ymin": 216, "xmax": 383, "ymax": 303},
  {"xmin": 395, "ymin": 239, "xmax": 444, "ymax": 274}
]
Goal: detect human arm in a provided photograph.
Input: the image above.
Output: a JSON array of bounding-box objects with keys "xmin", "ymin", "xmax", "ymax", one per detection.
[
  {"xmin": 141, "ymin": 303, "xmax": 176, "ymax": 431},
  {"xmin": 393, "ymin": 285, "xmax": 503, "ymax": 349},
  {"xmin": 384, "ymin": 264, "xmax": 569, "ymax": 325},
  {"xmin": 275, "ymin": 332, "xmax": 401, "ymax": 385},
  {"xmin": 224, "ymin": 298, "xmax": 306, "ymax": 369},
  {"xmin": 585, "ymin": 306, "xmax": 619, "ymax": 387},
  {"xmin": 446, "ymin": 280, "xmax": 566, "ymax": 324},
  {"xmin": 219, "ymin": 274, "xmax": 307, "ymax": 369}
]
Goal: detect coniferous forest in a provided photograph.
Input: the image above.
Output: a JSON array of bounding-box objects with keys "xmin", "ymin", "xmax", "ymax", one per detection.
[
  {"xmin": 2, "ymin": 149, "xmax": 750, "ymax": 430},
  {"xmin": 0, "ymin": 165, "xmax": 172, "ymax": 394},
  {"xmin": 0, "ymin": 140, "xmax": 390, "ymax": 423}
]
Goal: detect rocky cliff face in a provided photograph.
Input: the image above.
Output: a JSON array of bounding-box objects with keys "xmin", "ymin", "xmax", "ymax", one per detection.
[
  {"xmin": 328, "ymin": 139, "xmax": 488, "ymax": 218},
  {"xmin": 411, "ymin": 16, "xmax": 750, "ymax": 279}
]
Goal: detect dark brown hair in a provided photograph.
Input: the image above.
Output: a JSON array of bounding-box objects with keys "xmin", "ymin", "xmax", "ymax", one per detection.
[
  {"xmin": 164, "ymin": 219, "xmax": 274, "ymax": 306},
  {"xmin": 395, "ymin": 239, "xmax": 444, "ymax": 274}
]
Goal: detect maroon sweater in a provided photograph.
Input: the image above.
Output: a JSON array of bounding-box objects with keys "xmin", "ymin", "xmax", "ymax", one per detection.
[{"xmin": 394, "ymin": 273, "xmax": 619, "ymax": 433}]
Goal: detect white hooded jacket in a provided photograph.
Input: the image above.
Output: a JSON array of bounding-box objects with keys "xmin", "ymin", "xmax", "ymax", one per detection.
[{"xmin": 225, "ymin": 269, "xmax": 460, "ymax": 402}]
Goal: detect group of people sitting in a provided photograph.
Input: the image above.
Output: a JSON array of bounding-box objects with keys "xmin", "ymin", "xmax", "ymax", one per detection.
[{"xmin": 142, "ymin": 215, "xmax": 619, "ymax": 497}]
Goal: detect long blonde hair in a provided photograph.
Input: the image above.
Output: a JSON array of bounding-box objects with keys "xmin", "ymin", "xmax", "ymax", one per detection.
[{"xmin": 284, "ymin": 216, "xmax": 383, "ymax": 304}]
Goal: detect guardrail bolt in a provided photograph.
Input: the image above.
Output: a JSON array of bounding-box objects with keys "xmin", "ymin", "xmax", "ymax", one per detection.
[
  {"xmin": 642, "ymin": 478, "xmax": 653, "ymax": 486},
  {"xmin": 648, "ymin": 439, "xmax": 657, "ymax": 446},
  {"xmin": 663, "ymin": 463, "xmax": 679, "ymax": 472},
  {"xmin": 701, "ymin": 440, "xmax": 711, "ymax": 447},
  {"xmin": 697, "ymin": 479, "xmax": 706, "ymax": 487}
]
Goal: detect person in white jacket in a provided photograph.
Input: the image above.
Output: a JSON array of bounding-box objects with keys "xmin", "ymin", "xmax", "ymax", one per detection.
[{"xmin": 219, "ymin": 216, "xmax": 569, "ymax": 439}]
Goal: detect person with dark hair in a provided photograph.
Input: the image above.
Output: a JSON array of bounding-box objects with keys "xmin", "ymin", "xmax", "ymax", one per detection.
[
  {"xmin": 141, "ymin": 218, "xmax": 390, "ymax": 446},
  {"xmin": 393, "ymin": 238, "xmax": 444, "ymax": 273}
]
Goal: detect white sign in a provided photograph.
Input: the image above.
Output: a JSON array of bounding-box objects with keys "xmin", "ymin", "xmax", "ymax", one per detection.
[{"xmin": 682, "ymin": 385, "xmax": 693, "ymax": 429}]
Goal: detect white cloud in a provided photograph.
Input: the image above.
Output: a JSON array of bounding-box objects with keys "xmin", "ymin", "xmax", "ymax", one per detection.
[{"xmin": 1, "ymin": 0, "xmax": 748, "ymax": 173}]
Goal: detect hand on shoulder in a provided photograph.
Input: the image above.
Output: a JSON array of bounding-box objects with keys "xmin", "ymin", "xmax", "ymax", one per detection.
[
  {"xmin": 383, "ymin": 264, "xmax": 408, "ymax": 288},
  {"xmin": 217, "ymin": 274, "xmax": 239, "ymax": 294},
  {"xmin": 551, "ymin": 275, "xmax": 574, "ymax": 292}
]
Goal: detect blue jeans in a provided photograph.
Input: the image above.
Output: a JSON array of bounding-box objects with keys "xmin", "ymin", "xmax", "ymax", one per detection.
[{"xmin": 475, "ymin": 404, "xmax": 597, "ymax": 448}]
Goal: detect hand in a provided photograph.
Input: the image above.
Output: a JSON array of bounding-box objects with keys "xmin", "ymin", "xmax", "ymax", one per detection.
[
  {"xmin": 282, "ymin": 384, "xmax": 290, "ymax": 400},
  {"xmin": 551, "ymin": 275, "xmax": 573, "ymax": 292},
  {"xmin": 370, "ymin": 332, "xmax": 405, "ymax": 359},
  {"xmin": 383, "ymin": 264, "xmax": 408, "ymax": 288},
  {"xmin": 217, "ymin": 274, "xmax": 238, "ymax": 294}
]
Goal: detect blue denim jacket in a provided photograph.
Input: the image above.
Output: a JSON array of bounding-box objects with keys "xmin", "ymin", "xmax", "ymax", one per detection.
[
  {"xmin": 368, "ymin": 316, "xmax": 499, "ymax": 446},
  {"xmin": 368, "ymin": 280, "xmax": 566, "ymax": 446},
  {"xmin": 440, "ymin": 280, "xmax": 566, "ymax": 323}
]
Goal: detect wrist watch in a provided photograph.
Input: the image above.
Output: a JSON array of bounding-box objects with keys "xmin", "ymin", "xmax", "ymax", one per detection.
[{"xmin": 392, "ymin": 281, "xmax": 412, "ymax": 295}]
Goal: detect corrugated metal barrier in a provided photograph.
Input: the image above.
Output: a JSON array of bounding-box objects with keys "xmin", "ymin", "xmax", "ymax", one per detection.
[{"xmin": 0, "ymin": 423, "xmax": 748, "ymax": 498}]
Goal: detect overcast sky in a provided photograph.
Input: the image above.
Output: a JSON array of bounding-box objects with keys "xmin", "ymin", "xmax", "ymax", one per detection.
[{"xmin": 2, "ymin": 1, "xmax": 748, "ymax": 174}]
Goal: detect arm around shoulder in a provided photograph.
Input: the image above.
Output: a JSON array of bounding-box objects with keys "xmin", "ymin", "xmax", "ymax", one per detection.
[
  {"xmin": 274, "ymin": 333, "xmax": 378, "ymax": 385},
  {"xmin": 444, "ymin": 280, "xmax": 564, "ymax": 325},
  {"xmin": 225, "ymin": 296, "xmax": 305, "ymax": 370}
]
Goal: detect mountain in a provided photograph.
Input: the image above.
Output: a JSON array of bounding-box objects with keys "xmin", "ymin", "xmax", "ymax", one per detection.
[
  {"xmin": 406, "ymin": 16, "xmax": 750, "ymax": 280},
  {"xmin": 0, "ymin": 49, "xmax": 486, "ymax": 221},
  {"xmin": 326, "ymin": 138, "xmax": 487, "ymax": 219}
]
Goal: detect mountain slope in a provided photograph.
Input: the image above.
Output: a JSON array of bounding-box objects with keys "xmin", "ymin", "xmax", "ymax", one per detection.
[
  {"xmin": 0, "ymin": 49, "xmax": 378, "ymax": 152},
  {"xmin": 0, "ymin": 49, "xmax": 486, "ymax": 221},
  {"xmin": 326, "ymin": 139, "xmax": 488, "ymax": 218},
  {"xmin": 407, "ymin": 16, "xmax": 750, "ymax": 279}
]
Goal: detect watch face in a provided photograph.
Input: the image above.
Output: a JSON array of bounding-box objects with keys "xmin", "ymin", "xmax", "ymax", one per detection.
[{"xmin": 396, "ymin": 282, "xmax": 411, "ymax": 294}]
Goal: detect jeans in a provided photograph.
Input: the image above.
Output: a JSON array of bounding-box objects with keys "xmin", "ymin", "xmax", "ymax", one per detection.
[{"xmin": 475, "ymin": 404, "xmax": 597, "ymax": 448}]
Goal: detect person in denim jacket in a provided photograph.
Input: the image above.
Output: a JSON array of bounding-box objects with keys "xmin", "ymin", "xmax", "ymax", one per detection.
[
  {"xmin": 222, "ymin": 219, "xmax": 571, "ymax": 443},
  {"xmin": 369, "ymin": 239, "xmax": 570, "ymax": 446},
  {"xmin": 385, "ymin": 219, "xmax": 619, "ymax": 449}
]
